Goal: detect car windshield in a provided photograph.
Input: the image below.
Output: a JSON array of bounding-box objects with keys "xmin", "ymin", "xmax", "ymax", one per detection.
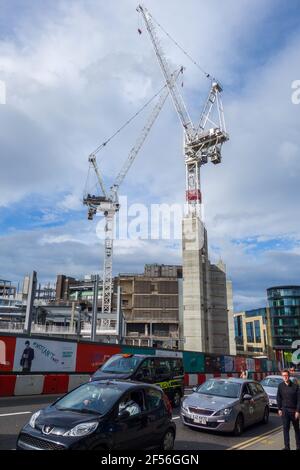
[
  {"xmin": 261, "ymin": 377, "xmax": 282, "ymax": 388},
  {"xmin": 196, "ymin": 380, "xmax": 241, "ymax": 398},
  {"xmin": 100, "ymin": 355, "xmax": 143, "ymax": 374},
  {"xmin": 55, "ymin": 383, "xmax": 123, "ymax": 415}
]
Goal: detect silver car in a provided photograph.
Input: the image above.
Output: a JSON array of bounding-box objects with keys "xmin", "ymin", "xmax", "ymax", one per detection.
[
  {"xmin": 260, "ymin": 375, "xmax": 299, "ymax": 409},
  {"xmin": 181, "ymin": 378, "xmax": 269, "ymax": 436}
]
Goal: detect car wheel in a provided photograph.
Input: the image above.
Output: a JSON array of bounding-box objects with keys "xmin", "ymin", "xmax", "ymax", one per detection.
[
  {"xmin": 233, "ymin": 414, "xmax": 244, "ymax": 436},
  {"xmin": 173, "ymin": 391, "xmax": 181, "ymax": 408},
  {"xmin": 261, "ymin": 406, "xmax": 269, "ymax": 424},
  {"xmin": 161, "ymin": 429, "xmax": 175, "ymax": 450}
]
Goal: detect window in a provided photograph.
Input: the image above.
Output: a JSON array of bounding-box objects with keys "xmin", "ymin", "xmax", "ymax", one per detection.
[
  {"xmin": 234, "ymin": 315, "xmax": 243, "ymax": 339},
  {"xmin": 170, "ymin": 358, "xmax": 184, "ymax": 376},
  {"xmin": 198, "ymin": 380, "xmax": 241, "ymax": 398},
  {"xmin": 139, "ymin": 358, "xmax": 155, "ymax": 381},
  {"xmin": 101, "ymin": 355, "xmax": 143, "ymax": 374},
  {"xmin": 155, "ymin": 358, "xmax": 172, "ymax": 379},
  {"xmin": 145, "ymin": 388, "xmax": 163, "ymax": 411},
  {"xmin": 242, "ymin": 384, "xmax": 252, "ymax": 397},
  {"xmin": 255, "ymin": 383, "xmax": 264, "ymax": 394},
  {"xmin": 254, "ymin": 320, "xmax": 261, "ymax": 343},
  {"xmin": 151, "ymin": 283, "xmax": 158, "ymax": 293},
  {"xmin": 56, "ymin": 382, "xmax": 123, "ymax": 415},
  {"xmin": 248, "ymin": 383, "xmax": 258, "ymax": 395},
  {"xmin": 119, "ymin": 390, "xmax": 145, "ymax": 416},
  {"xmin": 246, "ymin": 322, "xmax": 254, "ymax": 343}
]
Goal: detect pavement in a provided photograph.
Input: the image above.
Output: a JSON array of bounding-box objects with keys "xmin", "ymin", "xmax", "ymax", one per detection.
[{"xmin": 0, "ymin": 391, "xmax": 284, "ymax": 450}]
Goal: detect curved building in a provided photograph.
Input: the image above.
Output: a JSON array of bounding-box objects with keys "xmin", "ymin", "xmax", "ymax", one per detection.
[{"xmin": 267, "ymin": 286, "xmax": 300, "ymax": 362}]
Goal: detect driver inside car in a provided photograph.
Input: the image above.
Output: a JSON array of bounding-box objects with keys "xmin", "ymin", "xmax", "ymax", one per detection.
[{"xmin": 119, "ymin": 396, "xmax": 141, "ymax": 416}]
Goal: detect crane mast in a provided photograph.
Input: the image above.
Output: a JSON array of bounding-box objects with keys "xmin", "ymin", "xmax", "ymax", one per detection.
[
  {"xmin": 138, "ymin": 4, "xmax": 229, "ymax": 218},
  {"xmin": 83, "ymin": 79, "xmax": 174, "ymax": 315}
]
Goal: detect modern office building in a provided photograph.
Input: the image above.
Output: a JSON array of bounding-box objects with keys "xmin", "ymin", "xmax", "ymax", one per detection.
[
  {"xmin": 234, "ymin": 307, "xmax": 272, "ymax": 357},
  {"xmin": 267, "ymin": 286, "xmax": 300, "ymax": 364}
]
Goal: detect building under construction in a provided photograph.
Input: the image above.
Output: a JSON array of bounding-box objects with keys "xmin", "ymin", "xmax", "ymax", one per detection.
[{"xmin": 118, "ymin": 263, "xmax": 235, "ymax": 353}]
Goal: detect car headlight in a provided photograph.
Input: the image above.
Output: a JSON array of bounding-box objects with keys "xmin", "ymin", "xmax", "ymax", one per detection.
[
  {"xmin": 63, "ymin": 421, "xmax": 98, "ymax": 437},
  {"xmin": 181, "ymin": 403, "xmax": 189, "ymax": 413},
  {"xmin": 29, "ymin": 410, "xmax": 41, "ymax": 429},
  {"xmin": 216, "ymin": 407, "xmax": 232, "ymax": 416}
]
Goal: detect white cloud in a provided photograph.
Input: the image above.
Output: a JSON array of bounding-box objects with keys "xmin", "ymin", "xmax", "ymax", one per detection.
[{"xmin": 0, "ymin": 0, "xmax": 299, "ymax": 310}]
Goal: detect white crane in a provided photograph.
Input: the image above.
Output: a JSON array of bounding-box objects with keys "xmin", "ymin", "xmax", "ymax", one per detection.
[
  {"xmin": 137, "ymin": 5, "xmax": 229, "ymax": 218},
  {"xmin": 83, "ymin": 70, "xmax": 180, "ymax": 314}
]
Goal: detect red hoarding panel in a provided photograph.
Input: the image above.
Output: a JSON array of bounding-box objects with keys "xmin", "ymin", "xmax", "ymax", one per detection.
[
  {"xmin": 234, "ymin": 356, "xmax": 246, "ymax": 372},
  {"xmin": 0, "ymin": 336, "xmax": 16, "ymax": 372},
  {"xmin": 0, "ymin": 375, "xmax": 16, "ymax": 396},
  {"xmin": 42, "ymin": 374, "xmax": 69, "ymax": 394},
  {"xmin": 255, "ymin": 359, "xmax": 261, "ymax": 372},
  {"xmin": 76, "ymin": 343, "xmax": 121, "ymax": 373}
]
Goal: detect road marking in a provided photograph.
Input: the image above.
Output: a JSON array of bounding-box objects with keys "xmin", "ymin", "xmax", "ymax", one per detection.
[
  {"xmin": 227, "ymin": 426, "xmax": 282, "ymax": 450},
  {"xmin": 0, "ymin": 411, "xmax": 32, "ymax": 418}
]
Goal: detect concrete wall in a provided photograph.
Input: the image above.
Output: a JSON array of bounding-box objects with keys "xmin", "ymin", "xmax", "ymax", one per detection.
[
  {"xmin": 226, "ymin": 280, "xmax": 236, "ymax": 355},
  {"xmin": 207, "ymin": 262, "xmax": 230, "ymax": 355},
  {"xmin": 182, "ymin": 217, "xmax": 208, "ymax": 352},
  {"xmin": 182, "ymin": 216, "xmax": 230, "ymax": 355}
]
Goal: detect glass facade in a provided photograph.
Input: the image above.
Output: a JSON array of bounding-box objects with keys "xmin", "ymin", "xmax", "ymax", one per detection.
[
  {"xmin": 246, "ymin": 322, "xmax": 254, "ymax": 342},
  {"xmin": 254, "ymin": 320, "xmax": 261, "ymax": 342},
  {"xmin": 234, "ymin": 308, "xmax": 267, "ymax": 352},
  {"xmin": 267, "ymin": 286, "xmax": 300, "ymax": 350}
]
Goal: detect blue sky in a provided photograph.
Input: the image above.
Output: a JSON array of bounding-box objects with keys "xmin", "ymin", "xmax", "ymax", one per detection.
[{"xmin": 0, "ymin": 0, "xmax": 300, "ymax": 311}]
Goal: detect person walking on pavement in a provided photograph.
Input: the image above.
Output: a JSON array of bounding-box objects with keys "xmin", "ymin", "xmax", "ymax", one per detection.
[
  {"xmin": 277, "ymin": 369, "xmax": 300, "ymax": 450},
  {"xmin": 240, "ymin": 367, "xmax": 248, "ymax": 379}
]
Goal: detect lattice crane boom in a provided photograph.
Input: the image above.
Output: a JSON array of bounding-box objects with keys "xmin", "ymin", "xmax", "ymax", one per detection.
[
  {"xmin": 137, "ymin": 5, "xmax": 194, "ymax": 141},
  {"xmin": 83, "ymin": 79, "xmax": 175, "ymax": 314},
  {"xmin": 112, "ymin": 68, "xmax": 180, "ymax": 194}
]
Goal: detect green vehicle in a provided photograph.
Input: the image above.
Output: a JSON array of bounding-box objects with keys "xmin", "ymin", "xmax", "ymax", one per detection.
[{"xmin": 91, "ymin": 353, "xmax": 184, "ymax": 408}]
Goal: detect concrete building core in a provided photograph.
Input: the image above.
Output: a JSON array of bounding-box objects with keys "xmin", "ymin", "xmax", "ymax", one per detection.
[{"xmin": 182, "ymin": 215, "xmax": 230, "ymax": 354}]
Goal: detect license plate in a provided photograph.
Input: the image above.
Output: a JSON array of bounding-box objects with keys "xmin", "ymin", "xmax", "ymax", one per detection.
[{"xmin": 193, "ymin": 415, "xmax": 207, "ymax": 425}]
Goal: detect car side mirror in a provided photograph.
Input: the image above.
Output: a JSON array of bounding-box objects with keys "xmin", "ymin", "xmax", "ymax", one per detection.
[
  {"xmin": 118, "ymin": 409, "xmax": 130, "ymax": 420},
  {"xmin": 135, "ymin": 372, "xmax": 143, "ymax": 381},
  {"xmin": 243, "ymin": 393, "xmax": 252, "ymax": 401},
  {"xmin": 192, "ymin": 387, "xmax": 198, "ymax": 393}
]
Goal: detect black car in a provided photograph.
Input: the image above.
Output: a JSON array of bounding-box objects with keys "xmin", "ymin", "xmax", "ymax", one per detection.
[
  {"xmin": 91, "ymin": 353, "xmax": 184, "ymax": 408},
  {"xmin": 16, "ymin": 380, "xmax": 176, "ymax": 450}
]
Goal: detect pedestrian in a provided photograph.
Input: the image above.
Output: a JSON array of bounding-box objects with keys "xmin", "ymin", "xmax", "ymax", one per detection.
[
  {"xmin": 277, "ymin": 369, "xmax": 300, "ymax": 450},
  {"xmin": 240, "ymin": 367, "xmax": 248, "ymax": 379}
]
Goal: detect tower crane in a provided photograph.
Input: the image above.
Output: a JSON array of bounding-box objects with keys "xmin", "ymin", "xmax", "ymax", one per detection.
[
  {"xmin": 137, "ymin": 5, "xmax": 229, "ymax": 219},
  {"xmin": 83, "ymin": 69, "xmax": 180, "ymax": 315}
]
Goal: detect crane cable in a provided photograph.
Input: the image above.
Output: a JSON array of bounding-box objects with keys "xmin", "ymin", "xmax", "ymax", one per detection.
[
  {"xmin": 84, "ymin": 71, "xmax": 182, "ymax": 195},
  {"xmin": 90, "ymin": 80, "xmax": 173, "ymax": 157},
  {"xmin": 143, "ymin": 10, "xmax": 217, "ymax": 84}
]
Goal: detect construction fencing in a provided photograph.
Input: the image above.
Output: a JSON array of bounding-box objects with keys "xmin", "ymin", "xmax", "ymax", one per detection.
[{"xmin": 0, "ymin": 333, "xmax": 279, "ymax": 397}]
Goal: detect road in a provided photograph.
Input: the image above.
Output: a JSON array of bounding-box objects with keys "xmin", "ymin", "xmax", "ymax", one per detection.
[{"xmin": 0, "ymin": 392, "xmax": 282, "ymax": 450}]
